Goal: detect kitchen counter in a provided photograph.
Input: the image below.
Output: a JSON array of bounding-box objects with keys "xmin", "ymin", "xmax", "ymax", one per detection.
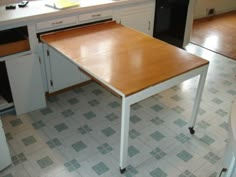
[{"xmin": 0, "ymin": 0, "xmax": 148, "ymax": 28}]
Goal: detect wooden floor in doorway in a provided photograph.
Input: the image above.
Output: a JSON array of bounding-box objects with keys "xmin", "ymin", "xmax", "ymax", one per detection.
[{"xmin": 191, "ymin": 10, "xmax": 236, "ymax": 61}]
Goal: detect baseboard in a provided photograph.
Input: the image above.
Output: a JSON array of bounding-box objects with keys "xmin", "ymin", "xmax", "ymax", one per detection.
[{"xmin": 194, "ymin": 8, "xmax": 236, "ymax": 20}]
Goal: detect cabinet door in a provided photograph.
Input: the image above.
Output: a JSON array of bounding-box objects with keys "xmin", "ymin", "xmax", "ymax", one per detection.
[
  {"xmin": 46, "ymin": 47, "xmax": 89, "ymax": 93},
  {"xmin": 120, "ymin": 11, "xmax": 153, "ymax": 36},
  {"xmin": 6, "ymin": 54, "xmax": 46, "ymax": 115},
  {"xmin": 115, "ymin": 2, "xmax": 155, "ymax": 36}
]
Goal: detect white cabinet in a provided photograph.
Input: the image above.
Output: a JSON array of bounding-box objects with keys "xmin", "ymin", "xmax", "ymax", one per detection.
[
  {"xmin": 36, "ymin": 16, "xmax": 78, "ymax": 32},
  {"xmin": 79, "ymin": 10, "xmax": 112, "ymax": 24},
  {"xmin": 113, "ymin": 1, "xmax": 155, "ymax": 36},
  {"xmin": 6, "ymin": 53, "xmax": 46, "ymax": 115},
  {"xmin": 43, "ymin": 45, "xmax": 90, "ymax": 93}
]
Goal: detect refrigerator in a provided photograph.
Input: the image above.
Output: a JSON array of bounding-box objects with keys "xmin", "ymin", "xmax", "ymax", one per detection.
[
  {"xmin": 0, "ymin": 116, "xmax": 11, "ymax": 171},
  {"xmin": 153, "ymin": 0, "xmax": 191, "ymax": 48}
]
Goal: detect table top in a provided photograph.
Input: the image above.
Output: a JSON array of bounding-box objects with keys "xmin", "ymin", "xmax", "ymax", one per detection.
[{"xmin": 41, "ymin": 21, "xmax": 209, "ymax": 96}]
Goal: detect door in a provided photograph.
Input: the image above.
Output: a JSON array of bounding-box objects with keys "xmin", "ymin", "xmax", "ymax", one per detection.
[
  {"xmin": 45, "ymin": 46, "xmax": 90, "ymax": 93},
  {"xmin": 6, "ymin": 53, "xmax": 46, "ymax": 115}
]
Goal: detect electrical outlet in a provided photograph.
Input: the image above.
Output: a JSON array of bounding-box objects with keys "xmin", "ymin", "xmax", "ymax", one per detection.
[{"xmin": 206, "ymin": 8, "xmax": 215, "ymax": 16}]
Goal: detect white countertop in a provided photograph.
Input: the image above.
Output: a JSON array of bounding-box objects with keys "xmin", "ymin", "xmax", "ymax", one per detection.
[{"xmin": 0, "ymin": 0, "xmax": 147, "ymax": 28}]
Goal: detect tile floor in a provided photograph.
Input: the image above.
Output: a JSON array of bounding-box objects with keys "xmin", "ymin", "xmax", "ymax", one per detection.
[{"xmin": 1, "ymin": 43, "xmax": 236, "ymax": 177}]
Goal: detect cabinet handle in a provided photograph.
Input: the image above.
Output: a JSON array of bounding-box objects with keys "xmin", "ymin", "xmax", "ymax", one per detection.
[
  {"xmin": 52, "ymin": 21, "xmax": 63, "ymax": 25},
  {"xmin": 148, "ymin": 21, "xmax": 151, "ymax": 30},
  {"xmin": 92, "ymin": 14, "xmax": 101, "ymax": 18}
]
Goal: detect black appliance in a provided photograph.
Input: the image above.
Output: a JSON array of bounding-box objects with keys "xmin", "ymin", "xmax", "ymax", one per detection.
[
  {"xmin": 0, "ymin": 61, "xmax": 13, "ymax": 103},
  {"xmin": 153, "ymin": 0, "xmax": 189, "ymax": 48}
]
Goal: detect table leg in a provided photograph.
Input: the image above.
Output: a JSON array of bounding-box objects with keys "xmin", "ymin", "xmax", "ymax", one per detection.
[
  {"xmin": 189, "ymin": 66, "xmax": 208, "ymax": 134},
  {"xmin": 119, "ymin": 97, "xmax": 130, "ymax": 173}
]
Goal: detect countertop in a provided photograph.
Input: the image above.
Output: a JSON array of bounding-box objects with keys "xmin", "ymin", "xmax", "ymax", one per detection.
[{"xmin": 0, "ymin": 0, "xmax": 149, "ymax": 28}]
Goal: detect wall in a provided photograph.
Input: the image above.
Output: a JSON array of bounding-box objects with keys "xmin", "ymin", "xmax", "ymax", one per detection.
[{"xmin": 194, "ymin": 0, "xmax": 236, "ymax": 19}]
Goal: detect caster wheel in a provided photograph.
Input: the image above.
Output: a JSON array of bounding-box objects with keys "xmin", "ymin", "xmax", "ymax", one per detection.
[
  {"xmin": 189, "ymin": 127, "xmax": 195, "ymax": 135},
  {"xmin": 120, "ymin": 167, "xmax": 126, "ymax": 174}
]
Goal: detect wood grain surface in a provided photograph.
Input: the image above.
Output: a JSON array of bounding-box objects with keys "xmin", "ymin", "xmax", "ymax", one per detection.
[
  {"xmin": 191, "ymin": 11, "xmax": 236, "ymax": 61},
  {"xmin": 41, "ymin": 21, "xmax": 209, "ymax": 96}
]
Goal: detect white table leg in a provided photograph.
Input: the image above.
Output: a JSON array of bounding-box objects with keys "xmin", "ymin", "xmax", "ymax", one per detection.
[
  {"xmin": 189, "ymin": 66, "xmax": 208, "ymax": 134},
  {"xmin": 119, "ymin": 97, "xmax": 130, "ymax": 173}
]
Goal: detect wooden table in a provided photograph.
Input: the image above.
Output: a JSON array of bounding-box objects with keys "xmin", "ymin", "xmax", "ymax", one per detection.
[{"xmin": 41, "ymin": 21, "xmax": 209, "ymax": 173}]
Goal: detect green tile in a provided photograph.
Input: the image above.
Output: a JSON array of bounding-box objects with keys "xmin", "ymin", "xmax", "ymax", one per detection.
[
  {"xmin": 175, "ymin": 133, "xmax": 190, "ymax": 144},
  {"xmin": 19, "ymin": 153, "xmax": 27, "ymax": 162},
  {"xmin": 128, "ymin": 145, "xmax": 140, "ymax": 158},
  {"xmin": 200, "ymin": 135, "xmax": 215, "ymax": 145},
  {"xmin": 92, "ymin": 89, "xmax": 103, "ymax": 95},
  {"xmin": 208, "ymin": 88, "xmax": 218, "ymax": 94},
  {"xmin": 64, "ymin": 159, "xmax": 80, "ymax": 172},
  {"xmin": 97, "ymin": 143, "xmax": 113, "ymax": 154},
  {"xmin": 150, "ymin": 131, "xmax": 165, "ymax": 142},
  {"xmin": 174, "ymin": 118, "xmax": 187, "ymax": 128},
  {"xmin": 177, "ymin": 150, "xmax": 193, "ymax": 162},
  {"xmin": 204, "ymin": 152, "xmax": 220, "ymax": 164},
  {"xmin": 125, "ymin": 165, "xmax": 138, "ymax": 177},
  {"xmin": 171, "ymin": 95, "xmax": 182, "ymax": 101},
  {"xmin": 22, "ymin": 136, "xmax": 37, "ymax": 146},
  {"xmin": 132, "ymin": 103, "xmax": 142, "ymax": 110},
  {"xmin": 197, "ymin": 120, "xmax": 210, "ymax": 129},
  {"xmin": 198, "ymin": 108, "xmax": 206, "ymax": 115},
  {"xmin": 64, "ymin": 163, "xmax": 74, "ymax": 172},
  {"xmin": 92, "ymin": 162, "xmax": 109, "ymax": 175},
  {"xmin": 40, "ymin": 108, "xmax": 53, "ymax": 115},
  {"xmin": 54, "ymin": 123, "xmax": 68, "ymax": 132},
  {"xmin": 108, "ymin": 101, "xmax": 120, "ymax": 108},
  {"xmin": 178, "ymin": 170, "xmax": 196, "ymax": 177},
  {"xmin": 12, "ymin": 156, "xmax": 20, "ymax": 165},
  {"xmin": 5, "ymin": 132, "xmax": 13, "ymax": 140},
  {"xmin": 83, "ymin": 111, "xmax": 96, "ymax": 120},
  {"xmin": 151, "ymin": 117, "xmax": 164, "ymax": 125},
  {"xmin": 10, "ymin": 119, "xmax": 23, "ymax": 127},
  {"xmin": 47, "ymin": 96, "xmax": 59, "ymax": 103},
  {"xmin": 105, "ymin": 113, "xmax": 119, "ymax": 122},
  {"xmin": 88, "ymin": 99, "xmax": 100, "ymax": 106},
  {"xmin": 150, "ymin": 147, "xmax": 166, "ymax": 160},
  {"xmin": 32, "ymin": 120, "xmax": 45, "ymax": 129},
  {"xmin": 73, "ymin": 87, "xmax": 84, "ymax": 94},
  {"xmin": 78, "ymin": 125, "xmax": 92, "ymax": 134},
  {"xmin": 150, "ymin": 168, "xmax": 167, "ymax": 177},
  {"xmin": 219, "ymin": 122, "xmax": 228, "ymax": 131},
  {"xmin": 72, "ymin": 141, "xmax": 87, "ymax": 152},
  {"xmin": 47, "ymin": 138, "xmax": 62, "ymax": 148},
  {"xmin": 130, "ymin": 115, "xmax": 141, "ymax": 124},
  {"xmin": 101, "ymin": 127, "xmax": 116, "ymax": 137},
  {"xmin": 222, "ymin": 80, "xmax": 232, "ymax": 86},
  {"xmin": 12, "ymin": 153, "xmax": 27, "ymax": 164},
  {"xmin": 151, "ymin": 104, "xmax": 163, "ymax": 112},
  {"xmin": 227, "ymin": 89, "xmax": 236, "ymax": 95},
  {"xmin": 61, "ymin": 109, "xmax": 74, "ymax": 117},
  {"xmin": 37, "ymin": 156, "xmax": 53, "ymax": 169},
  {"xmin": 215, "ymin": 109, "xmax": 227, "ymax": 117},
  {"xmin": 211, "ymin": 98, "xmax": 223, "ymax": 104},
  {"xmin": 172, "ymin": 106, "xmax": 185, "ymax": 113},
  {"xmin": 129, "ymin": 129, "xmax": 141, "ymax": 139},
  {"xmin": 68, "ymin": 98, "xmax": 79, "ymax": 105}
]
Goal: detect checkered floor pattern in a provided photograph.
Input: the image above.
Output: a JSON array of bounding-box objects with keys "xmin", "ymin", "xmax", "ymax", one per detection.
[{"xmin": 1, "ymin": 43, "xmax": 236, "ymax": 177}]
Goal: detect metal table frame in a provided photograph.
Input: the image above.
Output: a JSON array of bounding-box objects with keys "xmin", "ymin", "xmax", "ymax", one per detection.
[{"xmin": 118, "ymin": 64, "xmax": 208, "ymax": 172}]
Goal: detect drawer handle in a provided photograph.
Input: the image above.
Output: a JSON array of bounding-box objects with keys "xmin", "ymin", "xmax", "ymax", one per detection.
[
  {"xmin": 52, "ymin": 21, "xmax": 63, "ymax": 25},
  {"xmin": 92, "ymin": 14, "xmax": 101, "ymax": 18}
]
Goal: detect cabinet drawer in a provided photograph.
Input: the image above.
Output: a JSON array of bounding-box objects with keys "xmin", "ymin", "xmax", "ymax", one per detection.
[
  {"xmin": 36, "ymin": 16, "xmax": 78, "ymax": 31},
  {"xmin": 79, "ymin": 10, "xmax": 112, "ymax": 22}
]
